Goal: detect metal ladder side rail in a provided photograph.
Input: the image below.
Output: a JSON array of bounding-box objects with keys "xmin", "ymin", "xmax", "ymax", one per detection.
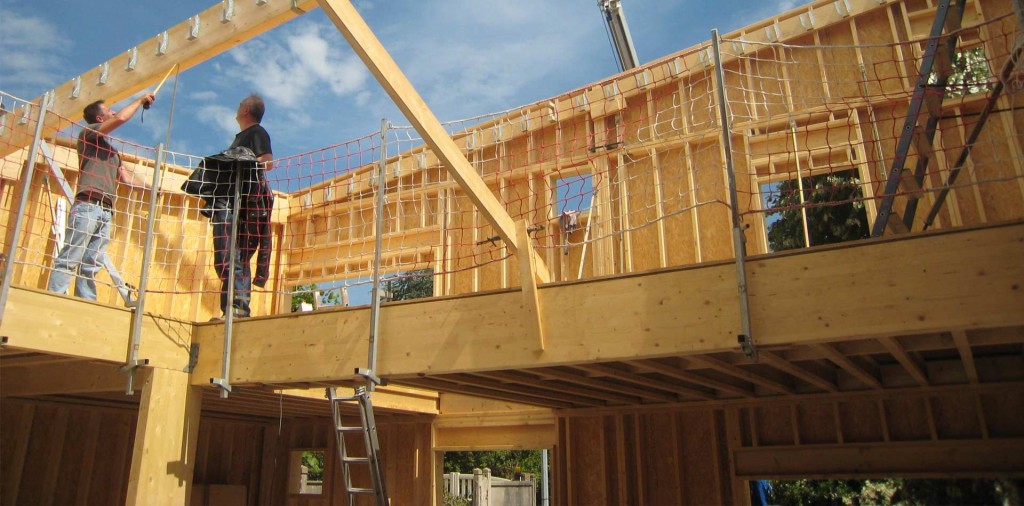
[
  {"xmin": 923, "ymin": 19, "xmax": 1024, "ymax": 228},
  {"xmin": 900, "ymin": 1, "xmax": 969, "ymax": 229},
  {"xmin": 870, "ymin": 0, "xmax": 967, "ymax": 237},
  {"xmin": 328, "ymin": 386, "xmax": 389, "ymax": 505}
]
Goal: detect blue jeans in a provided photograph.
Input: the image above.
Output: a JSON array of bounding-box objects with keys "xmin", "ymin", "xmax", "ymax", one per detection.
[
  {"xmin": 211, "ymin": 202, "xmax": 254, "ymax": 316},
  {"xmin": 48, "ymin": 201, "xmax": 112, "ymax": 300}
]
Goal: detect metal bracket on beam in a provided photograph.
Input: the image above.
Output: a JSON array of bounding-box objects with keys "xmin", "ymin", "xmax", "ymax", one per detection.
[
  {"xmin": 256, "ymin": 0, "xmax": 268, "ymax": 5},
  {"xmin": 120, "ymin": 358, "xmax": 150, "ymax": 394},
  {"xmin": 221, "ymin": 0, "xmax": 235, "ymax": 22},
  {"xmin": 70, "ymin": 76, "xmax": 82, "ymax": 99},
  {"xmin": 126, "ymin": 47, "xmax": 138, "ymax": 71},
  {"xmin": 211, "ymin": 377, "xmax": 233, "ymax": 395},
  {"xmin": 184, "ymin": 343, "xmax": 200, "ymax": 373},
  {"xmin": 97, "ymin": 62, "xmax": 109, "ymax": 86},
  {"xmin": 834, "ymin": 0, "xmax": 852, "ymax": 17},
  {"xmin": 156, "ymin": 31, "xmax": 169, "ymax": 56},
  {"xmin": 764, "ymin": 22, "xmax": 780, "ymax": 42},
  {"xmin": 188, "ymin": 15, "xmax": 201, "ymax": 40},
  {"xmin": 355, "ymin": 367, "xmax": 386, "ymax": 386},
  {"xmin": 291, "ymin": 0, "xmax": 306, "ymax": 14},
  {"xmin": 18, "ymin": 104, "xmax": 31, "ymax": 125},
  {"xmin": 800, "ymin": 10, "xmax": 816, "ymax": 30}
]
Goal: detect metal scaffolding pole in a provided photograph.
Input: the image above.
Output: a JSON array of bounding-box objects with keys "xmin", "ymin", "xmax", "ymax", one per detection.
[{"xmin": 0, "ymin": 95, "xmax": 49, "ymax": 325}]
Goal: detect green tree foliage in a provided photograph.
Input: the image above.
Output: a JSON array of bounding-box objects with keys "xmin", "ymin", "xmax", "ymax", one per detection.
[
  {"xmin": 385, "ymin": 269, "xmax": 434, "ymax": 301},
  {"xmin": 931, "ymin": 46, "xmax": 993, "ymax": 98},
  {"xmin": 290, "ymin": 283, "xmax": 341, "ymax": 312},
  {"xmin": 769, "ymin": 478, "xmax": 1023, "ymax": 505},
  {"xmin": 765, "ymin": 170, "xmax": 870, "ymax": 252},
  {"xmin": 301, "ymin": 450, "xmax": 324, "ymax": 482},
  {"xmin": 443, "ymin": 450, "xmax": 542, "ymax": 481}
]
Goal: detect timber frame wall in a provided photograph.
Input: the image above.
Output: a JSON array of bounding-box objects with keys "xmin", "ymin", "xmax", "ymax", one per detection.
[{"xmin": 1, "ymin": 0, "xmax": 1023, "ymax": 504}]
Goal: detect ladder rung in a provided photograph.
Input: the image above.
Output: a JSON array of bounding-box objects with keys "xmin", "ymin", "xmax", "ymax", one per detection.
[
  {"xmin": 347, "ymin": 487, "xmax": 377, "ymax": 495},
  {"xmin": 343, "ymin": 457, "xmax": 371, "ymax": 464},
  {"xmin": 335, "ymin": 425, "xmax": 364, "ymax": 433},
  {"xmin": 933, "ymin": 46, "xmax": 954, "ymax": 80},
  {"xmin": 885, "ymin": 212, "xmax": 910, "ymax": 234},
  {"xmin": 913, "ymin": 128, "xmax": 936, "ymax": 161},
  {"xmin": 944, "ymin": 11, "xmax": 962, "ymax": 34},
  {"xmin": 922, "ymin": 87, "xmax": 944, "ymax": 120},
  {"xmin": 899, "ymin": 168, "xmax": 924, "ymax": 199}
]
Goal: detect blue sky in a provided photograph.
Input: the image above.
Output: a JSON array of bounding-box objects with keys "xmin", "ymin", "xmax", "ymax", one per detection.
[{"xmin": 0, "ymin": 0, "xmax": 797, "ymax": 159}]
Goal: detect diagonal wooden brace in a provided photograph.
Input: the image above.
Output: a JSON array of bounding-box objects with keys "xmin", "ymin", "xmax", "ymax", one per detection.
[{"xmin": 516, "ymin": 220, "xmax": 546, "ymax": 351}]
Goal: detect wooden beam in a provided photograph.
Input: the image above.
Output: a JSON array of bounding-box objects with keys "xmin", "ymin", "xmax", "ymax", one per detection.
[
  {"xmin": 316, "ymin": 0, "xmax": 549, "ymax": 281},
  {"xmin": 188, "ymin": 224, "xmax": 1024, "ymax": 385},
  {"xmin": 126, "ymin": 367, "xmax": 202, "ymax": 506},
  {"xmin": 517, "ymin": 220, "xmax": 546, "ymax": 350},
  {"xmin": 812, "ymin": 343, "xmax": 884, "ymax": 390},
  {"xmin": 576, "ymin": 363, "xmax": 715, "ymax": 400},
  {"xmin": 0, "ymin": 360, "xmax": 126, "ymax": 396},
  {"xmin": 879, "ymin": 336, "xmax": 930, "ymax": 386},
  {"xmin": 951, "ymin": 330, "xmax": 979, "ymax": 384},
  {"xmin": 0, "ymin": 0, "xmax": 321, "ymax": 160},
  {"xmin": 475, "ymin": 370, "xmax": 641, "ymax": 405},
  {"xmin": 534, "ymin": 368, "xmax": 679, "ymax": 403},
  {"xmin": 0, "ymin": 287, "xmax": 195, "ymax": 371},
  {"xmin": 625, "ymin": 359, "xmax": 756, "ymax": 398},
  {"xmin": 687, "ymin": 356, "xmax": 796, "ymax": 395},
  {"xmin": 404, "ymin": 376, "xmax": 572, "ymax": 409},
  {"xmin": 733, "ymin": 440, "xmax": 1024, "ymax": 478},
  {"xmin": 759, "ymin": 350, "xmax": 839, "ymax": 393}
]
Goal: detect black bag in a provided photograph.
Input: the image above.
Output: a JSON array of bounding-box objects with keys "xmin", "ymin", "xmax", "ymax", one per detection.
[{"xmin": 181, "ymin": 146, "xmax": 259, "ymax": 198}]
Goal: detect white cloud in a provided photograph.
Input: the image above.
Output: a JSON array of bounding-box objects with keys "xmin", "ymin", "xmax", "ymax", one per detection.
[
  {"xmin": 223, "ymin": 21, "xmax": 369, "ymax": 109},
  {"xmin": 0, "ymin": 10, "xmax": 71, "ymax": 93},
  {"xmin": 196, "ymin": 104, "xmax": 238, "ymax": 138},
  {"xmin": 190, "ymin": 91, "xmax": 218, "ymax": 101}
]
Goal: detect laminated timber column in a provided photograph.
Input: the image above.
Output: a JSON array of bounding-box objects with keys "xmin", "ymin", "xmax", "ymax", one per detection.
[
  {"xmin": 125, "ymin": 367, "xmax": 202, "ymax": 506},
  {"xmin": 316, "ymin": 0, "xmax": 550, "ymax": 285}
]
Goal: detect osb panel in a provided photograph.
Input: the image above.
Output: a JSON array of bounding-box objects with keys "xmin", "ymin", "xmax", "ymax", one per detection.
[
  {"xmin": 624, "ymin": 154, "xmax": 662, "ymax": 272},
  {"xmin": 838, "ymin": 399, "xmax": 885, "ymax": 443},
  {"xmin": 931, "ymin": 393, "xmax": 984, "ymax": 440},
  {"xmin": 855, "ymin": 8, "xmax": 907, "ymax": 97},
  {"xmin": 648, "ymin": 82, "xmax": 682, "ymax": 140},
  {"xmin": 883, "ymin": 396, "xmax": 933, "ymax": 441},
  {"xmin": 559, "ymin": 117, "xmax": 590, "ymax": 162},
  {"xmin": 962, "ymin": 102, "xmax": 1024, "ymax": 223},
  {"xmin": 658, "ymin": 147, "xmax": 699, "ymax": 266},
  {"xmin": 601, "ymin": 416, "xmax": 624, "ymax": 504},
  {"xmin": 638, "ymin": 412, "xmax": 683, "ymax": 505},
  {"xmin": 691, "ymin": 139, "xmax": 734, "ymax": 262},
  {"xmin": 622, "ymin": 92, "xmax": 650, "ymax": 146},
  {"xmin": 565, "ymin": 416, "xmax": 608, "ymax": 506},
  {"xmin": 797, "ymin": 401, "xmax": 840, "ymax": 444},
  {"xmin": 677, "ymin": 410, "xmax": 721, "ymax": 505},
  {"xmin": 817, "ymin": 20, "xmax": 863, "ymax": 101},
  {"xmin": 786, "ymin": 35, "xmax": 830, "ymax": 111},
  {"xmin": 752, "ymin": 404, "xmax": 795, "ymax": 446},
  {"xmin": 740, "ymin": 48, "xmax": 789, "ymax": 120}
]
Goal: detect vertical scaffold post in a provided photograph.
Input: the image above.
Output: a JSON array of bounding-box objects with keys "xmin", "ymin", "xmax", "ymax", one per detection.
[
  {"xmin": 123, "ymin": 143, "xmax": 165, "ymax": 394},
  {"xmin": 711, "ymin": 30, "xmax": 757, "ymax": 360},
  {"xmin": 361, "ymin": 118, "xmax": 390, "ymax": 389},
  {"xmin": 0, "ymin": 95, "xmax": 49, "ymax": 325},
  {"xmin": 211, "ymin": 162, "xmax": 245, "ymax": 398}
]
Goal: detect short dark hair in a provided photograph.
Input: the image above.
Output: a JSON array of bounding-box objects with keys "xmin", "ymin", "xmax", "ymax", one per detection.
[
  {"xmin": 240, "ymin": 94, "xmax": 265, "ymax": 123},
  {"xmin": 83, "ymin": 100, "xmax": 106, "ymax": 123}
]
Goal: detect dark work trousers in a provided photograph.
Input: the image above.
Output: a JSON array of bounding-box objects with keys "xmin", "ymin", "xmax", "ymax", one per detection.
[{"xmin": 211, "ymin": 200, "xmax": 256, "ymax": 317}]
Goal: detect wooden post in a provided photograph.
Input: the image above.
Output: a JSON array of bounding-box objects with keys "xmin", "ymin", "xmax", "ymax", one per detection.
[{"xmin": 125, "ymin": 367, "xmax": 203, "ymax": 506}]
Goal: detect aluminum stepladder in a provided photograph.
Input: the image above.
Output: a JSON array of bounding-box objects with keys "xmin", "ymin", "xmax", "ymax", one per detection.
[
  {"xmin": 871, "ymin": 0, "xmax": 968, "ymax": 236},
  {"xmin": 328, "ymin": 377, "xmax": 388, "ymax": 506},
  {"xmin": 328, "ymin": 119, "xmax": 390, "ymax": 506}
]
